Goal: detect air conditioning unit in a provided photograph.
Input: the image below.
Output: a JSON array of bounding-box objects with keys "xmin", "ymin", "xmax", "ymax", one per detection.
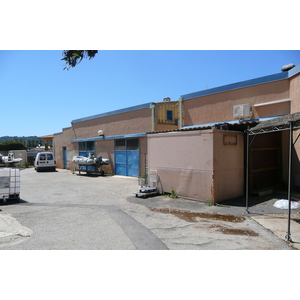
[{"xmin": 233, "ymin": 104, "xmax": 252, "ymax": 119}]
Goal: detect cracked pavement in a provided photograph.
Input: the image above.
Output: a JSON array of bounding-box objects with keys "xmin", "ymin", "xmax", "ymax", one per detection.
[{"xmin": 0, "ymin": 168, "xmax": 295, "ymax": 250}]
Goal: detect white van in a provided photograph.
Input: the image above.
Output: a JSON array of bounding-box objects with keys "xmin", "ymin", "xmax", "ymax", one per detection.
[{"xmin": 34, "ymin": 152, "xmax": 56, "ymax": 172}]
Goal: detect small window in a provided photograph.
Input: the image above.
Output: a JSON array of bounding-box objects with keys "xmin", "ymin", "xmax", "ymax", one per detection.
[
  {"xmin": 79, "ymin": 142, "xmax": 86, "ymax": 151},
  {"xmin": 115, "ymin": 139, "xmax": 126, "ymax": 150},
  {"xmin": 40, "ymin": 154, "xmax": 46, "ymax": 160},
  {"xmin": 79, "ymin": 141, "xmax": 95, "ymax": 152},
  {"xmin": 127, "ymin": 139, "xmax": 139, "ymax": 150},
  {"xmin": 166, "ymin": 110, "xmax": 173, "ymax": 121},
  {"xmin": 86, "ymin": 141, "xmax": 94, "ymax": 151}
]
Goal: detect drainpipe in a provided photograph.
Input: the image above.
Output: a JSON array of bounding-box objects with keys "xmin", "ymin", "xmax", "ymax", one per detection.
[
  {"xmin": 178, "ymin": 97, "xmax": 183, "ymax": 129},
  {"xmin": 150, "ymin": 103, "xmax": 156, "ymax": 132}
]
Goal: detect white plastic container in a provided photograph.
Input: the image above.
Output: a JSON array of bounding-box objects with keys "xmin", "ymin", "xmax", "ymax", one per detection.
[{"xmin": 0, "ymin": 168, "xmax": 20, "ymax": 202}]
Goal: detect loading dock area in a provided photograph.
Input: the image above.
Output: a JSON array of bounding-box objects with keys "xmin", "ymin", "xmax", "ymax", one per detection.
[{"xmin": 246, "ymin": 111, "xmax": 300, "ymax": 242}]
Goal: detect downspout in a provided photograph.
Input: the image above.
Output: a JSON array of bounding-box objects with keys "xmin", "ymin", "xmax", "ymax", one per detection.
[
  {"xmin": 178, "ymin": 97, "xmax": 183, "ymax": 129},
  {"xmin": 150, "ymin": 103, "xmax": 156, "ymax": 132}
]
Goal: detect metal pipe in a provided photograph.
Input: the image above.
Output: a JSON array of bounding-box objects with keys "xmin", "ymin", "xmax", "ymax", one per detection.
[
  {"xmin": 178, "ymin": 97, "xmax": 183, "ymax": 129},
  {"xmin": 286, "ymin": 122, "xmax": 293, "ymax": 242},
  {"xmin": 245, "ymin": 129, "xmax": 250, "ymax": 214},
  {"xmin": 150, "ymin": 103, "xmax": 156, "ymax": 132}
]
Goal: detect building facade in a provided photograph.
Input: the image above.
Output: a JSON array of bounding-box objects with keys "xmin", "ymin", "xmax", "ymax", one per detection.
[
  {"xmin": 53, "ymin": 103, "xmax": 154, "ymax": 176},
  {"xmin": 52, "ymin": 64, "xmax": 300, "ymax": 202}
]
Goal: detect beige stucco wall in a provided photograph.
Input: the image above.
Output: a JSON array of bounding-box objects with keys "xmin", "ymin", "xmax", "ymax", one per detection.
[
  {"xmin": 148, "ymin": 129, "xmax": 244, "ymax": 203},
  {"xmin": 148, "ymin": 130, "xmax": 214, "ymax": 201},
  {"xmin": 213, "ymin": 130, "xmax": 244, "ymax": 202},
  {"xmin": 155, "ymin": 123, "xmax": 179, "ymax": 132},
  {"xmin": 71, "ymin": 108, "xmax": 152, "ymax": 139},
  {"xmin": 290, "ymin": 73, "xmax": 300, "ymax": 113},
  {"xmin": 139, "ymin": 136, "xmax": 148, "ymax": 176},
  {"xmin": 95, "ymin": 139, "xmax": 114, "ymax": 174},
  {"xmin": 54, "ymin": 107, "xmax": 152, "ymax": 171},
  {"xmin": 183, "ymin": 79, "xmax": 290, "ymax": 126},
  {"xmin": 53, "ymin": 127, "xmax": 77, "ymax": 169}
]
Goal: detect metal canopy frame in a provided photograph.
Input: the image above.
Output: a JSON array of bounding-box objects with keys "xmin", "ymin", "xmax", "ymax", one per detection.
[{"xmin": 246, "ymin": 112, "xmax": 300, "ymax": 242}]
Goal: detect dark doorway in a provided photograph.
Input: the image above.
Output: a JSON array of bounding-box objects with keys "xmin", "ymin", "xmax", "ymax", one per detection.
[{"xmin": 249, "ymin": 131, "xmax": 282, "ymax": 193}]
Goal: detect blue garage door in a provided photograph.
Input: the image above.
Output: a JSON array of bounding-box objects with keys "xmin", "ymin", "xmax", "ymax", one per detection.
[{"xmin": 115, "ymin": 139, "xmax": 139, "ymax": 177}]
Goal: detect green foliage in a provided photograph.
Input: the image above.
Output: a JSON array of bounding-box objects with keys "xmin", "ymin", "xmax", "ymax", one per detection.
[
  {"xmin": 206, "ymin": 201, "xmax": 223, "ymax": 206},
  {"xmin": 0, "ymin": 141, "xmax": 27, "ymax": 151},
  {"xmin": 62, "ymin": 50, "xmax": 98, "ymax": 70},
  {"xmin": 0, "ymin": 136, "xmax": 44, "ymax": 148},
  {"xmin": 170, "ymin": 188, "xmax": 178, "ymax": 198},
  {"xmin": 162, "ymin": 188, "xmax": 178, "ymax": 198},
  {"xmin": 0, "ymin": 136, "xmax": 42, "ymax": 143}
]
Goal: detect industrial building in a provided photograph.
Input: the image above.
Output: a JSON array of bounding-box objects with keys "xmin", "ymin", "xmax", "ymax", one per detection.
[{"xmin": 52, "ymin": 63, "xmax": 300, "ymax": 203}]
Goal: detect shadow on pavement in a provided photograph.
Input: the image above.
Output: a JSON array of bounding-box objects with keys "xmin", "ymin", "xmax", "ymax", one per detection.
[{"xmin": 0, "ymin": 199, "xmax": 28, "ymax": 206}]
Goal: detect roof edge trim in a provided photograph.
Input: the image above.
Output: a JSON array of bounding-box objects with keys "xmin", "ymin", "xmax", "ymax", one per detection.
[
  {"xmin": 72, "ymin": 102, "xmax": 154, "ymax": 123},
  {"xmin": 72, "ymin": 132, "xmax": 147, "ymax": 143},
  {"xmin": 180, "ymin": 70, "xmax": 296, "ymax": 100}
]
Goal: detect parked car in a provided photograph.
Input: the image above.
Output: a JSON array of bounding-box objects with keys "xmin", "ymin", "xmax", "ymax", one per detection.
[{"xmin": 34, "ymin": 152, "xmax": 56, "ymax": 172}]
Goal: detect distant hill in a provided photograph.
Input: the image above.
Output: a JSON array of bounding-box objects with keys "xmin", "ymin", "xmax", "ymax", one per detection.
[{"xmin": 0, "ymin": 136, "xmax": 45, "ymax": 146}]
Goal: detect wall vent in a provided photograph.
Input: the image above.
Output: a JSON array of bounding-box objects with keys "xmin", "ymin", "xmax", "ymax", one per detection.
[{"xmin": 233, "ymin": 104, "xmax": 252, "ymax": 119}]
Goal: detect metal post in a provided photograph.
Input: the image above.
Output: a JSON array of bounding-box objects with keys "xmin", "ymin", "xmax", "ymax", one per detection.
[
  {"xmin": 178, "ymin": 97, "xmax": 183, "ymax": 129},
  {"xmin": 246, "ymin": 129, "xmax": 250, "ymax": 214},
  {"xmin": 150, "ymin": 103, "xmax": 156, "ymax": 132},
  {"xmin": 285, "ymin": 122, "xmax": 293, "ymax": 242}
]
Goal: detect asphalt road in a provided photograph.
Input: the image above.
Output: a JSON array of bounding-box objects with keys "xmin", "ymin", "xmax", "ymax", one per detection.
[{"xmin": 0, "ymin": 168, "xmax": 294, "ymax": 250}]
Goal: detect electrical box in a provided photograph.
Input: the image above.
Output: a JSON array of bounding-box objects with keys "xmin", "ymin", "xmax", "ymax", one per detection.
[{"xmin": 233, "ymin": 104, "xmax": 252, "ymax": 119}]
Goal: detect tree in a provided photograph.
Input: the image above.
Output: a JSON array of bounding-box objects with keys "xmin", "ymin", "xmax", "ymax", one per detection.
[
  {"xmin": 0, "ymin": 141, "xmax": 27, "ymax": 151},
  {"xmin": 62, "ymin": 50, "xmax": 98, "ymax": 70}
]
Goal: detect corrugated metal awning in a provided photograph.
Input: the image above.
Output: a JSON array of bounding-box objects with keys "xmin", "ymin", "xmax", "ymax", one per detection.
[
  {"xmin": 249, "ymin": 112, "xmax": 300, "ymax": 135},
  {"xmin": 147, "ymin": 119, "xmax": 262, "ymax": 134}
]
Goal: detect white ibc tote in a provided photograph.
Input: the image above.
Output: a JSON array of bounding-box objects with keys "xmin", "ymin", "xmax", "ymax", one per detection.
[{"xmin": 0, "ymin": 168, "xmax": 20, "ymax": 203}]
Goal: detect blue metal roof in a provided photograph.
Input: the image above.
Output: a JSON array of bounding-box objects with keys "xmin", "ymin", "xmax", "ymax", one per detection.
[
  {"xmin": 72, "ymin": 132, "xmax": 147, "ymax": 143},
  {"xmin": 181, "ymin": 64, "xmax": 300, "ymax": 100}
]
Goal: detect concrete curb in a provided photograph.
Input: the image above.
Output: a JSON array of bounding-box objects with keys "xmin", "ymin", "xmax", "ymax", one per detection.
[
  {"xmin": 251, "ymin": 214, "xmax": 300, "ymax": 250},
  {"xmin": 0, "ymin": 213, "xmax": 33, "ymax": 240}
]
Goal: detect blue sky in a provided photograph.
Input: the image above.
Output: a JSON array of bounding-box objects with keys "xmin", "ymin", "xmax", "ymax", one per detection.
[{"xmin": 1, "ymin": 50, "xmax": 300, "ymax": 137}]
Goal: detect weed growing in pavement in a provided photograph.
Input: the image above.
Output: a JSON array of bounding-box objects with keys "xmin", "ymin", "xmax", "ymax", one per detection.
[
  {"xmin": 207, "ymin": 201, "xmax": 223, "ymax": 206},
  {"xmin": 162, "ymin": 188, "xmax": 178, "ymax": 199}
]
